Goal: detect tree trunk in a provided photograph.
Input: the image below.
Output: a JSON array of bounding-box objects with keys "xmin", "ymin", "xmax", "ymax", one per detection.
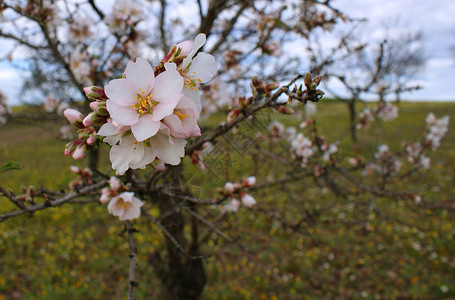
[
  {"xmin": 348, "ymin": 98, "xmax": 357, "ymax": 143},
  {"xmin": 149, "ymin": 166, "xmax": 206, "ymax": 299},
  {"xmin": 395, "ymin": 91, "xmax": 401, "ymax": 104}
]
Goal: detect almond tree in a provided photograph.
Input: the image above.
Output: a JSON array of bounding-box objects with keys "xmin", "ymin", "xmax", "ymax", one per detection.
[{"xmin": 0, "ymin": 1, "xmax": 452, "ymax": 299}]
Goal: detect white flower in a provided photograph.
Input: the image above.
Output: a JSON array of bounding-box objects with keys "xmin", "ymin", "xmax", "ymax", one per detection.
[
  {"xmin": 305, "ymin": 102, "xmax": 317, "ymax": 117},
  {"xmin": 44, "ymin": 95, "xmax": 59, "ymax": 112},
  {"xmin": 241, "ymin": 194, "xmax": 256, "ymax": 208},
  {"xmin": 68, "ymin": 14, "xmax": 93, "ymax": 43},
  {"xmin": 247, "ymin": 176, "xmax": 256, "ymax": 186},
  {"xmin": 268, "ymin": 121, "xmax": 285, "ymax": 138},
  {"xmin": 109, "ymin": 134, "xmax": 155, "ymax": 175},
  {"xmin": 221, "ymin": 199, "xmax": 240, "ymax": 213},
  {"xmin": 224, "ymin": 182, "xmax": 235, "ymax": 193},
  {"xmin": 178, "ymin": 34, "xmax": 217, "ymax": 112},
  {"xmin": 109, "ymin": 176, "xmax": 122, "ymax": 192},
  {"xmin": 419, "ymin": 155, "xmax": 430, "ymax": 169},
  {"xmin": 70, "ymin": 46, "xmax": 92, "ymax": 85},
  {"xmin": 322, "ymin": 143, "xmax": 338, "ymax": 161},
  {"xmin": 105, "ymin": 58, "xmax": 183, "ymax": 142},
  {"xmin": 377, "ymin": 103, "xmax": 398, "ymax": 121},
  {"xmin": 106, "ymin": 0, "xmax": 144, "ymax": 34},
  {"xmin": 108, "ymin": 192, "xmax": 144, "ymax": 221}
]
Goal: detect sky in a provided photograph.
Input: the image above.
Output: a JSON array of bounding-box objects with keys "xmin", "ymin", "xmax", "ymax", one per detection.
[{"xmin": 0, "ymin": 0, "xmax": 454, "ymax": 105}]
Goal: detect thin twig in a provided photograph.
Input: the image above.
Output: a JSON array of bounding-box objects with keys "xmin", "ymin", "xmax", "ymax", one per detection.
[
  {"xmin": 125, "ymin": 221, "xmax": 139, "ymax": 300},
  {"xmin": 0, "ymin": 181, "xmax": 108, "ymax": 222}
]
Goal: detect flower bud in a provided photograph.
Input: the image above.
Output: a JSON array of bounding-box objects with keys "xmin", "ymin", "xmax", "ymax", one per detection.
[
  {"xmin": 83, "ymin": 113, "xmax": 94, "ymax": 127},
  {"xmin": 247, "ymin": 176, "xmax": 256, "ymax": 186},
  {"xmin": 72, "ymin": 146, "xmax": 86, "ymax": 160},
  {"xmin": 109, "ymin": 176, "xmax": 122, "ymax": 192},
  {"xmin": 64, "ymin": 108, "xmax": 83, "ymax": 123},
  {"xmin": 84, "ymin": 86, "xmax": 107, "ymax": 101},
  {"xmin": 70, "ymin": 165, "xmax": 80, "ymax": 174},
  {"xmin": 224, "ymin": 182, "xmax": 235, "ymax": 193}
]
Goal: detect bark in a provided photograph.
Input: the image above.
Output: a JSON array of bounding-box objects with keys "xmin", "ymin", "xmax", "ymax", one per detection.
[
  {"xmin": 348, "ymin": 98, "xmax": 357, "ymax": 143},
  {"xmin": 149, "ymin": 166, "xmax": 206, "ymax": 300}
]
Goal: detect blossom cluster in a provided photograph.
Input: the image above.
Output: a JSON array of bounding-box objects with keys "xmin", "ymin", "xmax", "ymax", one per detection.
[
  {"xmin": 105, "ymin": 0, "xmax": 145, "ymax": 35},
  {"xmin": 68, "ymin": 165, "xmax": 94, "ymax": 190},
  {"xmin": 63, "ymin": 109, "xmax": 101, "ymax": 160},
  {"xmin": 64, "ymin": 34, "xmax": 217, "ymax": 175},
  {"xmin": 221, "ymin": 176, "xmax": 257, "ymax": 213},
  {"xmin": 364, "ymin": 144, "xmax": 402, "ymax": 176},
  {"xmin": 100, "ymin": 176, "xmax": 144, "ymax": 221},
  {"xmin": 357, "ymin": 102, "xmax": 399, "ymax": 129},
  {"xmin": 425, "ymin": 113, "xmax": 450, "ymax": 149}
]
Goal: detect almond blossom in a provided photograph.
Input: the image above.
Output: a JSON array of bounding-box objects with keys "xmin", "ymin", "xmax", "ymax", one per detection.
[
  {"xmin": 108, "ymin": 192, "xmax": 144, "ymax": 221},
  {"xmin": 105, "ymin": 58, "xmax": 183, "ymax": 142},
  {"xmin": 178, "ymin": 34, "xmax": 217, "ymax": 112},
  {"xmin": 163, "ymin": 95, "xmax": 201, "ymax": 139}
]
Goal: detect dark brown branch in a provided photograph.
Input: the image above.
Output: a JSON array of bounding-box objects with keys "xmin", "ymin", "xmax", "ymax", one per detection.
[
  {"xmin": 125, "ymin": 221, "xmax": 138, "ymax": 300},
  {"xmin": 208, "ymin": 2, "xmax": 250, "ymax": 54},
  {"xmin": 159, "ymin": 0, "xmax": 168, "ymax": 54},
  {"xmin": 0, "ymin": 181, "xmax": 108, "ymax": 222},
  {"xmin": 186, "ymin": 75, "xmax": 305, "ymax": 156}
]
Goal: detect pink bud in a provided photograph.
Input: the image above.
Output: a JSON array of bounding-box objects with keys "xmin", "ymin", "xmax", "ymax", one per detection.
[
  {"xmin": 86, "ymin": 135, "xmax": 95, "ymax": 145},
  {"xmin": 109, "ymin": 176, "xmax": 122, "ymax": 192},
  {"xmin": 241, "ymin": 193, "xmax": 256, "ymax": 208},
  {"xmin": 83, "ymin": 113, "xmax": 94, "ymax": 127},
  {"xmin": 89, "ymin": 101, "xmax": 100, "ymax": 111},
  {"xmin": 70, "ymin": 165, "xmax": 80, "ymax": 174},
  {"xmin": 153, "ymin": 161, "xmax": 166, "ymax": 171},
  {"xmin": 72, "ymin": 146, "xmax": 86, "ymax": 160},
  {"xmin": 64, "ymin": 149, "xmax": 72, "ymax": 156},
  {"xmin": 176, "ymin": 40, "xmax": 192, "ymax": 56},
  {"xmin": 224, "ymin": 182, "xmax": 235, "ymax": 193},
  {"xmin": 100, "ymin": 188, "xmax": 111, "ymax": 204},
  {"xmin": 64, "ymin": 108, "xmax": 84, "ymax": 123},
  {"xmin": 247, "ymin": 176, "xmax": 256, "ymax": 186}
]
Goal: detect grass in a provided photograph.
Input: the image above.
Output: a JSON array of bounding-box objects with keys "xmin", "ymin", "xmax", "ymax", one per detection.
[{"xmin": 0, "ymin": 100, "xmax": 454, "ymax": 299}]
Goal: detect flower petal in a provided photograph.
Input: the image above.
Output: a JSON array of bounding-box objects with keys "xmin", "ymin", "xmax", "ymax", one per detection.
[
  {"xmin": 189, "ymin": 52, "xmax": 217, "ymax": 83},
  {"xmin": 105, "ymin": 79, "xmax": 138, "ymax": 106},
  {"xmin": 106, "ymin": 100, "xmax": 139, "ymax": 126},
  {"xmin": 150, "ymin": 131, "xmax": 186, "ymax": 165},
  {"xmin": 151, "ymin": 102, "xmax": 177, "ymax": 121},
  {"xmin": 125, "ymin": 57, "xmax": 155, "ymax": 93},
  {"xmin": 152, "ymin": 63, "xmax": 183, "ymax": 104},
  {"xmin": 183, "ymin": 88, "xmax": 202, "ymax": 113},
  {"xmin": 131, "ymin": 114, "xmax": 160, "ymax": 141},
  {"xmin": 181, "ymin": 33, "xmax": 206, "ymax": 70},
  {"xmin": 130, "ymin": 146, "xmax": 156, "ymax": 169}
]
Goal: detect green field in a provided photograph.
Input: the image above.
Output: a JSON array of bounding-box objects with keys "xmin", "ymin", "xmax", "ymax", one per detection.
[{"xmin": 1, "ymin": 101, "xmax": 454, "ymax": 299}]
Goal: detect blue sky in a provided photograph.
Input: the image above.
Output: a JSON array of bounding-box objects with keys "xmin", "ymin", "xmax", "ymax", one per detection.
[{"xmin": 0, "ymin": 0, "xmax": 454, "ymax": 105}]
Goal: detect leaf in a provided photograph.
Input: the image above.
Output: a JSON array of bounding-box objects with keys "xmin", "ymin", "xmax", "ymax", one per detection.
[{"xmin": 0, "ymin": 161, "xmax": 21, "ymax": 173}]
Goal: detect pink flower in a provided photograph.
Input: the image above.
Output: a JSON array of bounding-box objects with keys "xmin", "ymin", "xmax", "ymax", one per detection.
[
  {"xmin": 109, "ymin": 134, "xmax": 156, "ymax": 175},
  {"xmin": 178, "ymin": 34, "xmax": 217, "ymax": 112},
  {"xmin": 246, "ymin": 176, "xmax": 256, "ymax": 186},
  {"xmin": 108, "ymin": 192, "xmax": 144, "ymax": 221},
  {"xmin": 224, "ymin": 182, "xmax": 235, "ymax": 193},
  {"xmin": 221, "ymin": 199, "xmax": 241, "ymax": 213},
  {"xmin": 63, "ymin": 108, "xmax": 84, "ymax": 123},
  {"xmin": 149, "ymin": 125, "xmax": 187, "ymax": 166},
  {"xmin": 72, "ymin": 146, "xmax": 86, "ymax": 160},
  {"xmin": 241, "ymin": 194, "xmax": 256, "ymax": 208},
  {"xmin": 100, "ymin": 188, "xmax": 111, "ymax": 204},
  {"xmin": 104, "ymin": 58, "xmax": 183, "ymax": 141},
  {"xmin": 163, "ymin": 96, "xmax": 201, "ymax": 139},
  {"xmin": 109, "ymin": 176, "xmax": 122, "ymax": 192}
]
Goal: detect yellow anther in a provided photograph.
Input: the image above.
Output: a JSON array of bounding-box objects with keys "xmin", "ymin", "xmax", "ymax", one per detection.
[{"xmin": 174, "ymin": 111, "xmax": 190, "ymax": 120}]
